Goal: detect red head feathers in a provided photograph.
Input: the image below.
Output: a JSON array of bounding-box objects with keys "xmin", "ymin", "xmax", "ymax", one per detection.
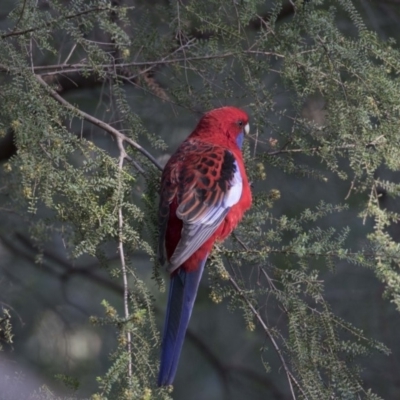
[{"xmin": 189, "ymin": 106, "xmax": 250, "ymax": 149}]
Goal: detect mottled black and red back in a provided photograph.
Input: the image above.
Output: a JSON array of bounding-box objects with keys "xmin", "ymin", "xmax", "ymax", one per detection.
[{"xmin": 158, "ymin": 139, "xmax": 241, "ymax": 272}]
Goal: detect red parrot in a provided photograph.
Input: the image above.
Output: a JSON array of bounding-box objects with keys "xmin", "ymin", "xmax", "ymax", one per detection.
[{"xmin": 157, "ymin": 106, "xmax": 252, "ymax": 386}]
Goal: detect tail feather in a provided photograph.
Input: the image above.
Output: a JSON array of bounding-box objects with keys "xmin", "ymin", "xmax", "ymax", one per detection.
[{"xmin": 157, "ymin": 259, "xmax": 206, "ymax": 386}]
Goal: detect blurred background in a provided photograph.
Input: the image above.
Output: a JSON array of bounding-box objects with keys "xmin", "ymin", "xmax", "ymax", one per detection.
[{"xmin": 2, "ymin": 1, "xmax": 400, "ymax": 399}]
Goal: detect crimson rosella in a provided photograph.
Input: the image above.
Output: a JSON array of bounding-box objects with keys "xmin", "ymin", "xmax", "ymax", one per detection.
[{"xmin": 157, "ymin": 106, "xmax": 252, "ymax": 386}]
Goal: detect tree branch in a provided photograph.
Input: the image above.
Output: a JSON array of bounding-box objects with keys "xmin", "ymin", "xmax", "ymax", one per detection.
[
  {"xmin": 1, "ymin": 6, "xmax": 111, "ymax": 39},
  {"xmin": 186, "ymin": 329, "xmax": 287, "ymax": 399},
  {"xmin": 116, "ymin": 136, "xmax": 132, "ymax": 377},
  {"xmin": 1, "ymin": 233, "xmax": 123, "ymax": 295},
  {"xmin": 227, "ymin": 272, "xmax": 308, "ymax": 400},
  {"xmin": 34, "ymin": 74, "xmax": 162, "ymax": 172}
]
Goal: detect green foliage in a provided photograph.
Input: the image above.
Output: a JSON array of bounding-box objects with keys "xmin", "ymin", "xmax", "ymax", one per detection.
[
  {"xmin": 56, "ymin": 374, "xmax": 80, "ymax": 392},
  {"xmin": 2, "ymin": 0, "xmax": 400, "ymax": 399}
]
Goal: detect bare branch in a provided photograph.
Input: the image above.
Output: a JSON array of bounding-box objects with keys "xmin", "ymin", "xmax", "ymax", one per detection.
[
  {"xmin": 227, "ymin": 272, "xmax": 306, "ymax": 400},
  {"xmin": 34, "ymin": 74, "xmax": 162, "ymax": 172},
  {"xmin": 116, "ymin": 136, "xmax": 132, "ymax": 377},
  {"xmin": 265, "ymin": 136, "xmax": 386, "ymax": 156},
  {"xmin": 27, "ymin": 49, "xmax": 283, "ymax": 76}
]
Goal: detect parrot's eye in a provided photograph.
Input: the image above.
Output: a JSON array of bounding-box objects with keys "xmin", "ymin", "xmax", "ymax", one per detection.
[{"xmin": 237, "ymin": 120, "xmax": 243, "ymax": 127}]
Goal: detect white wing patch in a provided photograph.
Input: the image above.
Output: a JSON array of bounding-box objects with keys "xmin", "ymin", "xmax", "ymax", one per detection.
[{"xmin": 224, "ymin": 161, "xmax": 242, "ymax": 207}]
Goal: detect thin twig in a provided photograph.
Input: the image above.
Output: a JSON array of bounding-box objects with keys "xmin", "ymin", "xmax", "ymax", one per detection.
[
  {"xmin": 63, "ymin": 43, "xmax": 78, "ymax": 65},
  {"xmin": 1, "ymin": 7, "xmax": 111, "ymax": 39},
  {"xmin": 10, "ymin": 0, "xmax": 28, "ymax": 35},
  {"xmin": 266, "ymin": 144, "xmax": 352, "ymax": 156},
  {"xmin": 117, "ymin": 137, "xmax": 132, "ymax": 377},
  {"xmin": 265, "ymin": 136, "xmax": 386, "ymax": 156},
  {"xmin": 227, "ymin": 274, "xmax": 301, "ymax": 400},
  {"xmin": 345, "ymin": 176, "xmax": 357, "ymax": 200},
  {"xmin": 25, "ymin": 49, "xmax": 282, "ymax": 75}
]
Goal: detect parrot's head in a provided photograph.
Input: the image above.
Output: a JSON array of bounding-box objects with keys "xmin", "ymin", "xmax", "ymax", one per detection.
[{"xmin": 191, "ymin": 106, "xmax": 250, "ymax": 150}]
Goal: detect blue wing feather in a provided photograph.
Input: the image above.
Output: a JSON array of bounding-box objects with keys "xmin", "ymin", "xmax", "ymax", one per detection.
[{"xmin": 158, "ymin": 258, "xmax": 207, "ymax": 386}]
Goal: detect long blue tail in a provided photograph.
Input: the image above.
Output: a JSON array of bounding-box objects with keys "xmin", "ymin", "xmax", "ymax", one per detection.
[{"xmin": 158, "ymin": 259, "xmax": 206, "ymax": 386}]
